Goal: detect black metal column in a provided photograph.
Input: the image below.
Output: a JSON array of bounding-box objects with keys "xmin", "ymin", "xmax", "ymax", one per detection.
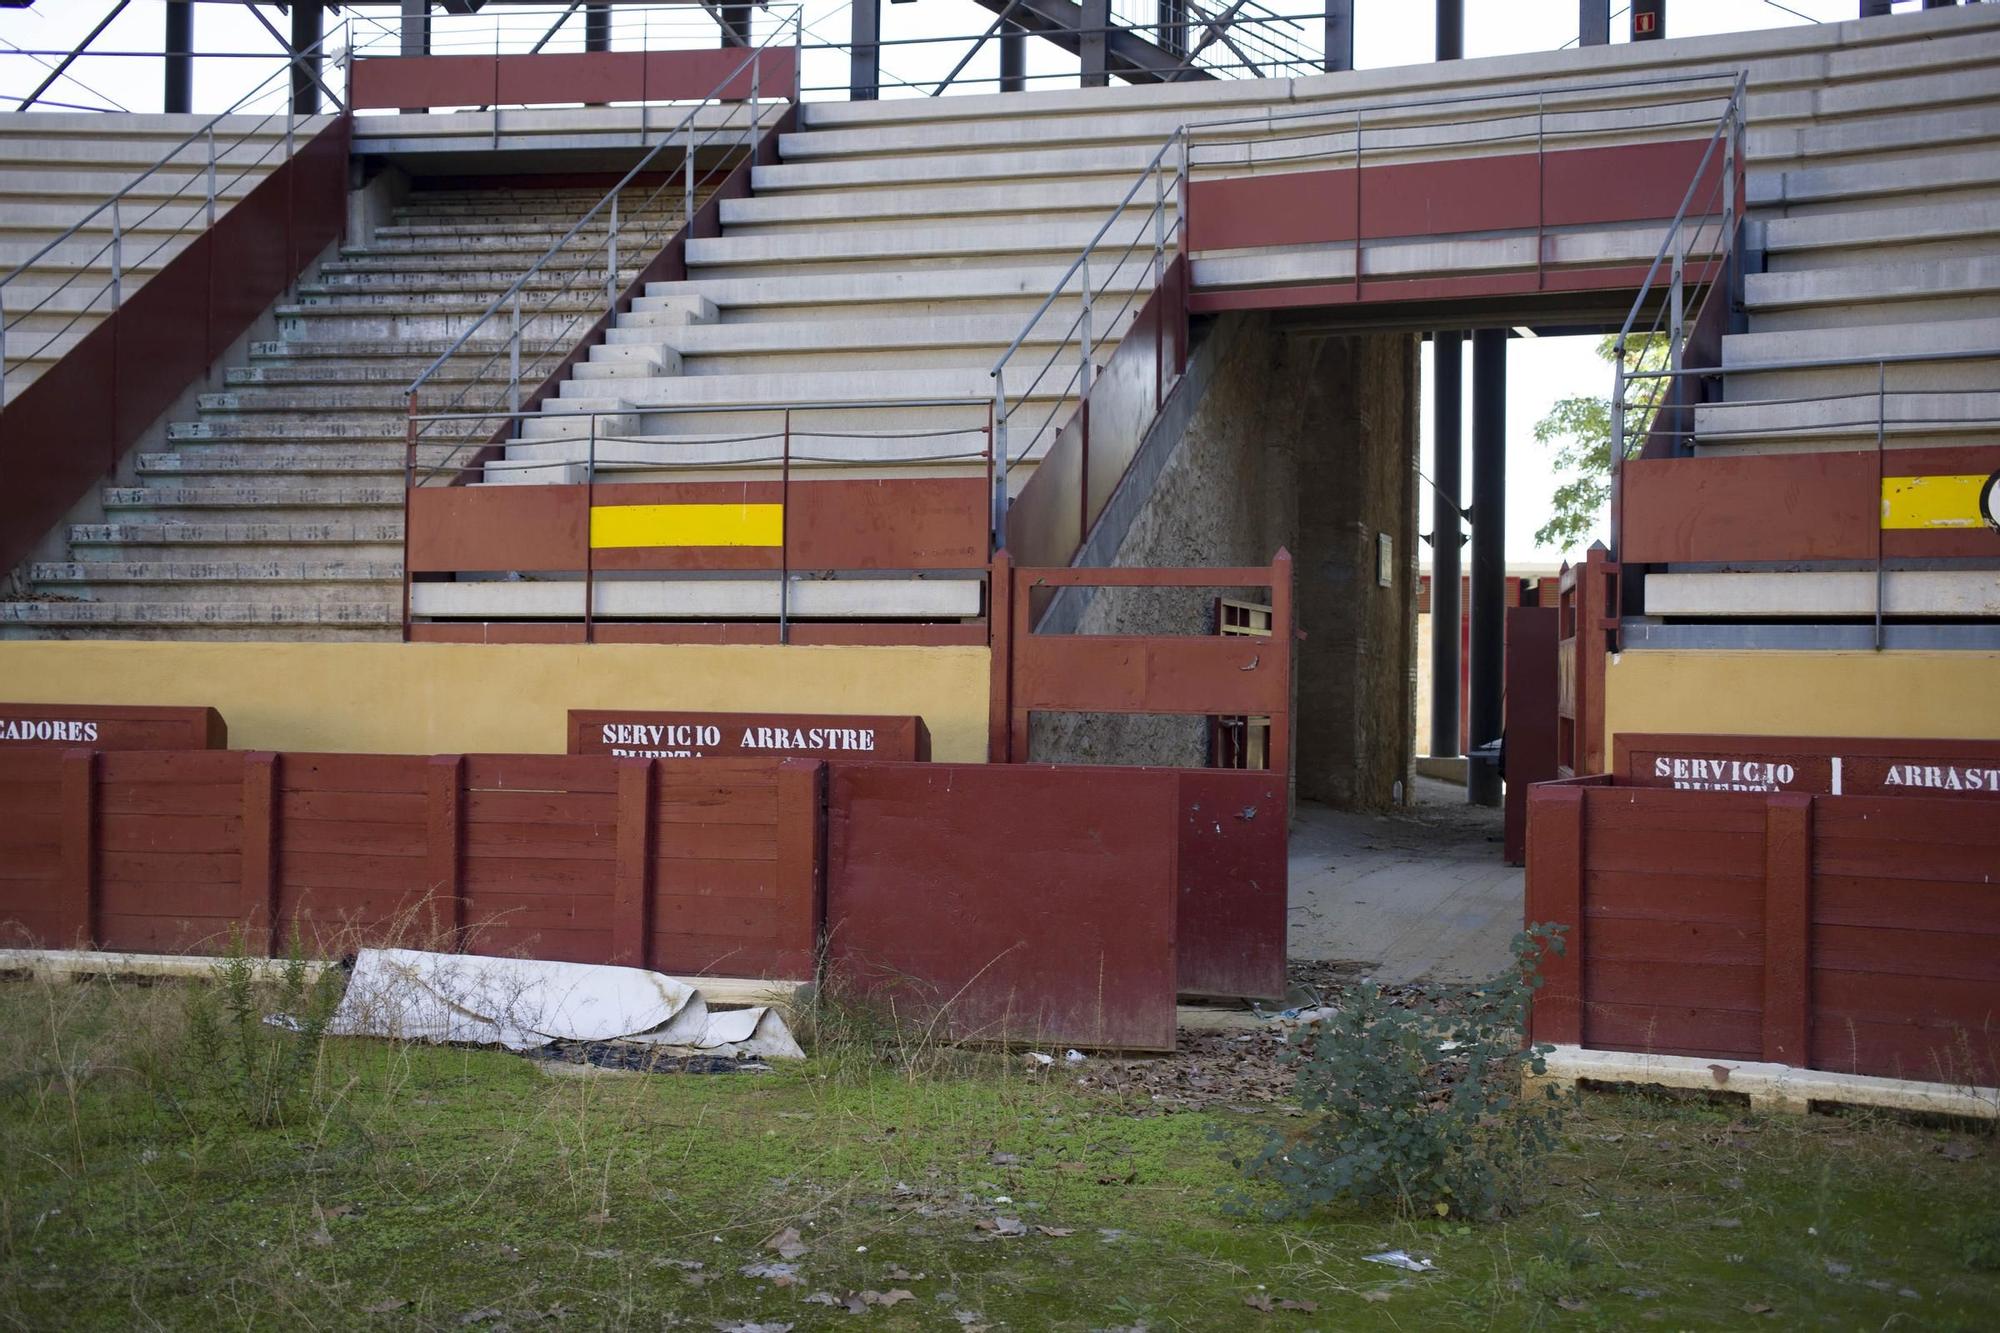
[
  {"xmin": 851, "ymin": 0, "xmax": 880, "ymax": 100},
  {"xmin": 1860, "ymin": 0, "xmax": 1893, "ymax": 14},
  {"xmin": 1324, "ymin": 0, "xmax": 1353, "ymax": 72},
  {"xmin": 1000, "ymin": 23, "xmax": 1026, "ymax": 92},
  {"xmin": 585, "ymin": 3, "xmax": 611, "ymax": 52},
  {"xmin": 400, "ymin": 0, "xmax": 430, "ymax": 56},
  {"xmin": 1430, "ymin": 333, "xmax": 1463, "ymax": 760},
  {"xmin": 1080, "ymin": 0, "xmax": 1110, "ymax": 87},
  {"xmin": 720, "ymin": 4, "xmax": 753, "ymax": 47},
  {"xmin": 1579, "ymin": 0, "xmax": 1610, "ymax": 46},
  {"xmin": 1158, "ymin": 0, "xmax": 1188, "ymax": 58},
  {"xmin": 1467, "ymin": 329, "xmax": 1507, "ymax": 807},
  {"xmin": 164, "ymin": 1, "xmax": 192, "ymax": 115},
  {"xmin": 1436, "ymin": 0, "xmax": 1463, "ymax": 61},
  {"xmin": 290, "ymin": 2, "xmax": 322, "ymax": 116}
]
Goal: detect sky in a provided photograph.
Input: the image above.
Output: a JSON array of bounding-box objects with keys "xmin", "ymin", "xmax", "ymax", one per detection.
[{"xmin": 1, "ymin": 0, "xmax": 1895, "ymax": 559}]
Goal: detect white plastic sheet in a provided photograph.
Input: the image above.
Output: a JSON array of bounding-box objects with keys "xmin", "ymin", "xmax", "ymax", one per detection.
[{"xmin": 325, "ymin": 948, "xmax": 803, "ymax": 1059}]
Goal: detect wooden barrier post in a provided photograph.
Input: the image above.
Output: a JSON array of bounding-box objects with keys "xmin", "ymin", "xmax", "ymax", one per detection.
[
  {"xmin": 1525, "ymin": 783, "xmax": 1586, "ymax": 1045},
  {"xmin": 1268, "ymin": 547, "xmax": 1294, "ymax": 783},
  {"xmin": 775, "ymin": 759, "xmax": 825, "ymax": 974},
  {"xmin": 426, "ymin": 755, "xmax": 465, "ymax": 948},
  {"xmin": 1761, "ymin": 793, "xmax": 1814, "ymax": 1066},
  {"xmin": 241, "ymin": 752, "xmax": 280, "ymax": 956},
  {"xmin": 988, "ymin": 549, "xmax": 1013, "ymax": 763},
  {"xmin": 612, "ymin": 758, "xmax": 656, "ymax": 969},
  {"xmin": 58, "ymin": 748, "xmax": 96, "ymax": 950}
]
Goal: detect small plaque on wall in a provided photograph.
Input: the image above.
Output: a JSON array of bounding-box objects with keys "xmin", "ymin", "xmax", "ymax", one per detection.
[
  {"xmin": 568, "ymin": 710, "xmax": 930, "ymax": 762},
  {"xmin": 0, "ymin": 703, "xmax": 226, "ymax": 750}
]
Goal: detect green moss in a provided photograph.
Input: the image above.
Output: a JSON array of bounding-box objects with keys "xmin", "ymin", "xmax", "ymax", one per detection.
[{"xmin": 2, "ymin": 979, "xmax": 1997, "ymax": 1330}]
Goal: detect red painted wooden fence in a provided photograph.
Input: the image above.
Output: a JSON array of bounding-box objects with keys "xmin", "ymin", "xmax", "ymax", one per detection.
[
  {"xmin": 0, "ymin": 750, "xmax": 821, "ymax": 980},
  {"xmin": 1526, "ymin": 776, "xmax": 2000, "ymax": 1086}
]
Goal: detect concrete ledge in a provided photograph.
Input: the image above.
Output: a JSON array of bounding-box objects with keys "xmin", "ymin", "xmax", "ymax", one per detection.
[
  {"xmin": 1415, "ymin": 755, "xmax": 1468, "ymax": 783},
  {"xmin": 1528, "ymin": 1044, "xmax": 2000, "ymax": 1119},
  {"xmin": 1646, "ymin": 570, "xmax": 2000, "ymax": 619},
  {"xmin": 411, "ymin": 577, "xmax": 985, "ymax": 619}
]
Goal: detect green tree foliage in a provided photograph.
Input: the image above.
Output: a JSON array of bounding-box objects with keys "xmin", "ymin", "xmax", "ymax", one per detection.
[{"xmin": 1533, "ymin": 335, "xmax": 1667, "ymax": 554}]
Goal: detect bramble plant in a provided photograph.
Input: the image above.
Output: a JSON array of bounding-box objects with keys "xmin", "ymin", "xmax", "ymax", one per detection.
[
  {"xmin": 1236, "ymin": 924, "xmax": 1568, "ymax": 1220},
  {"xmin": 183, "ymin": 928, "xmax": 341, "ymax": 1129}
]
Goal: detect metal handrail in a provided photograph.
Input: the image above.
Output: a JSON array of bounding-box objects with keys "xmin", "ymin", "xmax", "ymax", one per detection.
[
  {"xmin": 1609, "ymin": 71, "xmax": 1749, "ymax": 511},
  {"xmin": 402, "ymin": 4, "xmax": 804, "ymax": 473},
  {"xmin": 0, "ymin": 23, "xmax": 354, "ymax": 406},
  {"xmin": 987, "ymin": 69, "xmax": 1747, "ymax": 542}
]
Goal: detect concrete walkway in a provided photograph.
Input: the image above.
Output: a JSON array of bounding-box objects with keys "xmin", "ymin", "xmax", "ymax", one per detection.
[{"xmin": 1287, "ymin": 777, "xmax": 1521, "ymax": 985}]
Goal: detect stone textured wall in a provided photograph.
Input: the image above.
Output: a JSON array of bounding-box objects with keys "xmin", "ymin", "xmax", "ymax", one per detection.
[{"xmin": 1029, "ymin": 315, "xmax": 1419, "ymax": 810}]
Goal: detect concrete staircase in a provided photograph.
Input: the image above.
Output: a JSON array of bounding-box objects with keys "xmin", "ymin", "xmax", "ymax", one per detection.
[
  {"xmin": 2, "ymin": 184, "xmax": 695, "ymax": 640},
  {"xmin": 0, "ymin": 113, "xmax": 322, "ymax": 401}
]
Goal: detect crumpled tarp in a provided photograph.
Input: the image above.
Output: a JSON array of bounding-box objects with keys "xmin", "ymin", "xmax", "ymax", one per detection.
[{"xmin": 324, "ymin": 948, "xmax": 803, "ymax": 1060}]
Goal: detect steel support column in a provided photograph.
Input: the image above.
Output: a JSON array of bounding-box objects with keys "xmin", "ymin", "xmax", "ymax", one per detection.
[
  {"xmin": 1579, "ymin": 0, "xmax": 1610, "ymax": 46},
  {"xmin": 720, "ymin": 4, "xmax": 753, "ymax": 46},
  {"xmin": 851, "ymin": 0, "xmax": 881, "ymax": 100},
  {"xmin": 1430, "ymin": 332, "xmax": 1463, "ymax": 761},
  {"xmin": 165, "ymin": 2, "xmax": 192, "ymax": 115},
  {"xmin": 1436, "ymin": 0, "xmax": 1463, "ymax": 61},
  {"xmin": 290, "ymin": 1, "xmax": 322, "ymax": 115},
  {"xmin": 1080, "ymin": 0, "xmax": 1110, "ymax": 87},
  {"xmin": 1467, "ymin": 329, "xmax": 1506, "ymax": 808},
  {"xmin": 585, "ymin": 3, "xmax": 610, "ymax": 51},
  {"xmin": 1324, "ymin": 0, "xmax": 1353, "ymax": 72},
  {"xmin": 401, "ymin": 0, "xmax": 430, "ymax": 56},
  {"xmin": 1158, "ymin": 0, "xmax": 1187, "ymax": 57},
  {"xmin": 1000, "ymin": 22, "xmax": 1026, "ymax": 91},
  {"xmin": 1860, "ymin": 0, "xmax": 1894, "ymax": 13}
]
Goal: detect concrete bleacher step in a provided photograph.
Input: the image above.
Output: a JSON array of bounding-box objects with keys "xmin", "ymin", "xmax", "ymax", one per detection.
[
  {"xmin": 66, "ymin": 523, "xmax": 404, "ymax": 562},
  {"xmin": 1742, "ymin": 255, "xmax": 2000, "ymax": 330},
  {"xmin": 1758, "ymin": 198, "xmax": 2000, "ymax": 272},
  {"xmin": 0, "ymin": 600, "xmax": 399, "ymax": 640}
]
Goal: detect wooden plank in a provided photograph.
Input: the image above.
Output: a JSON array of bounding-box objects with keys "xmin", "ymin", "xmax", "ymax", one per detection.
[
  {"xmin": 1525, "ymin": 784, "xmax": 1585, "ymax": 1045},
  {"xmin": 460, "ymin": 855, "xmax": 616, "ymax": 894},
  {"xmin": 1583, "ymin": 1000, "xmax": 1761, "ymax": 1061},
  {"xmin": 1762, "ymin": 794, "xmax": 1812, "ymax": 1065},
  {"xmin": 463, "ymin": 925, "xmax": 615, "ymax": 965},
  {"xmin": 1814, "ymin": 970, "xmax": 1999, "ymax": 1029},
  {"xmin": 99, "ymin": 850, "xmax": 241, "ymax": 887},
  {"xmin": 1815, "ymin": 837, "xmax": 2000, "ymax": 883},
  {"xmin": 97, "ymin": 811, "xmax": 242, "ymax": 853},
  {"xmin": 770, "ymin": 759, "xmax": 823, "ymax": 983},
  {"xmin": 429, "ymin": 755, "xmax": 465, "ymax": 948},
  {"xmin": 464, "ymin": 891, "xmax": 615, "ymax": 933},
  {"xmin": 1585, "ymin": 958, "xmax": 1764, "ymax": 1013},
  {"xmin": 0, "ymin": 703, "xmax": 225, "ymax": 751},
  {"xmin": 278, "ymin": 850, "xmax": 431, "ymax": 893},
  {"xmin": 644, "ymin": 859, "xmax": 779, "ymax": 900},
  {"xmin": 98, "ymin": 781, "xmax": 240, "ymax": 817},
  {"xmin": 1583, "ymin": 827, "xmax": 1765, "ymax": 876},
  {"xmin": 1586, "ymin": 915, "xmax": 1761, "ymax": 965},
  {"xmin": 1813, "ymin": 923, "xmax": 2000, "ymax": 982},
  {"xmin": 280, "ymin": 789, "xmax": 426, "ymax": 824},
  {"xmin": 463, "ymin": 753, "xmax": 617, "ymax": 794},
  {"xmin": 1809, "ymin": 1019, "xmax": 1996, "ymax": 1086},
  {"xmin": 242, "ymin": 753, "xmax": 279, "ymax": 956},
  {"xmin": 612, "ymin": 759, "xmax": 654, "ymax": 969},
  {"xmin": 282, "ymin": 818, "xmax": 431, "ymax": 857},
  {"xmin": 283, "ymin": 753, "xmax": 428, "ymax": 794},
  {"xmin": 1815, "ymin": 878, "xmax": 2000, "ymax": 935},
  {"xmin": 97, "ymin": 751, "xmax": 244, "ymax": 785},
  {"xmin": 1583, "ymin": 870, "xmax": 1762, "ymax": 922},
  {"xmin": 463, "ymin": 788, "xmax": 618, "ymax": 825},
  {"xmin": 462, "ymin": 823, "xmax": 618, "ymax": 858},
  {"xmin": 59, "ymin": 749, "xmax": 94, "ymax": 950},
  {"xmin": 655, "ymin": 824, "xmax": 779, "ymax": 862}
]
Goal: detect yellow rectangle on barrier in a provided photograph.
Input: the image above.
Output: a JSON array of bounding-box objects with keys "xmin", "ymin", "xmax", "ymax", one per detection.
[
  {"xmin": 589, "ymin": 503, "xmax": 783, "ymax": 549},
  {"xmin": 1881, "ymin": 474, "xmax": 1988, "ymax": 530}
]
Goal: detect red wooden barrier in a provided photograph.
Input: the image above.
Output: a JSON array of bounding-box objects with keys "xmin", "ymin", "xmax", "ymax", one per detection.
[
  {"xmin": 824, "ymin": 762, "xmax": 1181, "ymax": 1051},
  {"xmin": 0, "ymin": 750, "xmax": 820, "ymax": 980},
  {"xmin": 350, "ymin": 47, "xmax": 798, "ymax": 112},
  {"xmin": 1526, "ymin": 776, "xmax": 2000, "ymax": 1086},
  {"xmin": 0, "ymin": 704, "xmax": 225, "ymax": 751}
]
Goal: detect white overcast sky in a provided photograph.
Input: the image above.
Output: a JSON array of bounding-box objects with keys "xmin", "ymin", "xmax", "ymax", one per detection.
[{"xmin": 1, "ymin": 0, "xmax": 1901, "ymax": 560}]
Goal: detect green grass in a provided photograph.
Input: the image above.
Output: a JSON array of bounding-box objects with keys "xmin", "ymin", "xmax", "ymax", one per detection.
[{"xmin": 2, "ymin": 974, "xmax": 1997, "ymax": 1330}]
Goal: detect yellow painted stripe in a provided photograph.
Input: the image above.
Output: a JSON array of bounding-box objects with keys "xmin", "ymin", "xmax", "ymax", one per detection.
[
  {"xmin": 589, "ymin": 503, "xmax": 783, "ymax": 549},
  {"xmin": 1880, "ymin": 474, "xmax": 1990, "ymax": 531}
]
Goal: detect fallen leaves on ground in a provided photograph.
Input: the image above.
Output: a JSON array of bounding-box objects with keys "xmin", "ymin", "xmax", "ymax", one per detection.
[
  {"xmin": 763, "ymin": 1227, "xmax": 810, "ymax": 1260},
  {"xmin": 974, "ymin": 1216, "xmax": 1027, "ymax": 1238},
  {"xmin": 738, "ymin": 1261, "xmax": 801, "ymax": 1287}
]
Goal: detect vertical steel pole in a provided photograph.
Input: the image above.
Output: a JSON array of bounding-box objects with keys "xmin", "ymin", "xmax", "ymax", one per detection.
[
  {"xmin": 1669, "ymin": 240, "xmax": 1684, "ymax": 377},
  {"xmin": 1430, "ymin": 332, "xmax": 1463, "ymax": 759},
  {"xmin": 684, "ymin": 138, "xmax": 694, "ymax": 225},
  {"xmin": 205, "ymin": 126, "xmax": 217, "ymax": 227},
  {"xmin": 1153, "ymin": 153, "xmax": 1166, "ymax": 287},
  {"xmin": 1611, "ymin": 350, "xmax": 1626, "ymax": 551},
  {"xmin": 1078, "ymin": 257, "xmax": 1094, "ymax": 400},
  {"xmin": 0, "ymin": 286, "xmax": 8, "ymax": 409},
  {"xmin": 1875, "ymin": 361, "xmax": 1886, "ymax": 651},
  {"xmin": 780, "ymin": 407, "xmax": 791, "ymax": 645}
]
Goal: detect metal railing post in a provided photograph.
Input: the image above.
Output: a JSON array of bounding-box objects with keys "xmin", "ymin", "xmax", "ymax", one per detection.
[
  {"xmin": 992, "ymin": 370, "xmax": 1010, "ymax": 542},
  {"xmin": 1078, "ymin": 257, "xmax": 1094, "ymax": 400},
  {"xmin": 684, "ymin": 134, "xmax": 695, "ymax": 224},
  {"xmin": 1668, "ymin": 238, "xmax": 1684, "ymax": 378},
  {"xmin": 110, "ymin": 200, "xmax": 123, "ymax": 309},
  {"xmin": 1874, "ymin": 360, "xmax": 1886, "ymax": 651},
  {"xmin": 0, "ymin": 286, "xmax": 8, "ymax": 409},
  {"xmin": 508, "ymin": 295, "xmax": 522, "ymax": 423},
  {"xmin": 205, "ymin": 126, "xmax": 217, "ymax": 227},
  {"xmin": 1153, "ymin": 152, "xmax": 1166, "ymax": 287},
  {"xmin": 750, "ymin": 52, "xmax": 761, "ymax": 153},
  {"xmin": 607, "ymin": 196, "xmax": 619, "ymax": 318}
]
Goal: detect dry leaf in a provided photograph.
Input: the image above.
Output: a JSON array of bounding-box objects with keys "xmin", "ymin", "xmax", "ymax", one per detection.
[
  {"xmin": 1743, "ymin": 1301, "xmax": 1776, "ymax": 1316},
  {"xmin": 1035, "ymin": 1226, "xmax": 1076, "ymax": 1237},
  {"xmin": 974, "ymin": 1217, "xmax": 1027, "ymax": 1237},
  {"xmin": 865, "ymin": 1290, "xmax": 914, "ymax": 1307},
  {"xmin": 1557, "ymin": 1296, "xmax": 1590, "ymax": 1312},
  {"xmin": 1360, "ymin": 1290, "xmax": 1392, "ymax": 1303},
  {"xmin": 1244, "ymin": 1292, "xmax": 1275, "ymax": 1312},
  {"xmin": 1276, "ymin": 1299, "xmax": 1318, "ymax": 1312},
  {"xmin": 763, "ymin": 1227, "xmax": 810, "ymax": 1260},
  {"xmin": 362, "ymin": 1298, "xmax": 408, "ymax": 1314}
]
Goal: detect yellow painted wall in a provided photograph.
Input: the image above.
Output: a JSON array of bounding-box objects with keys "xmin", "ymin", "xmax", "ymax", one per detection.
[
  {"xmin": 0, "ymin": 642, "xmax": 991, "ymax": 760},
  {"xmin": 1604, "ymin": 650, "xmax": 2000, "ymax": 751}
]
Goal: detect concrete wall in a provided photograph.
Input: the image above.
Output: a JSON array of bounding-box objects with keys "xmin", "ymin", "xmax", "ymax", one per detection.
[
  {"xmin": 1604, "ymin": 650, "xmax": 2000, "ymax": 748},
  {"xmin": 0, "ymin": 641, "xmax": 991, "ymax": 760},
  {"xmin": 1031, "ymin": 315, "xmax": 1419, "ymax": 810}
]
